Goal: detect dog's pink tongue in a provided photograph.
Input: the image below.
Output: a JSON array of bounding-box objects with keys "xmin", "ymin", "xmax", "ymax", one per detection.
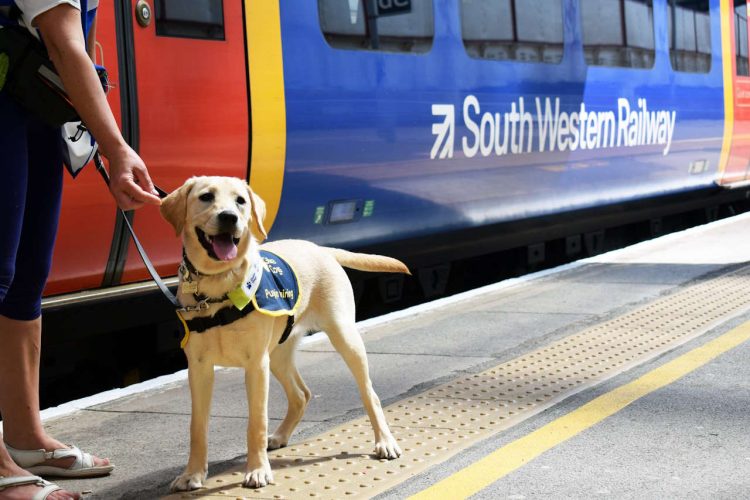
[{"xmin": 212, "ymin": 234, "xmax": 237, "ymax": 261}]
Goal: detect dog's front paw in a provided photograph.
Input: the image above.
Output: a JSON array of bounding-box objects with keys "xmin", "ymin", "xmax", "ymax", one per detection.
[
  {"xmin": 267, "ymin": 433, "xmax": 288, "ymax": 450},
  {"xmin": 375, "ymin": 436, "xmax": 402, "ymax": 459},
  {"xmin": 170, "ymin": 471, "xmax": 206, "ymax": 492},
  {"xmin": 243, "ymin": 465, "xmax": 274, "ymax": 489}
]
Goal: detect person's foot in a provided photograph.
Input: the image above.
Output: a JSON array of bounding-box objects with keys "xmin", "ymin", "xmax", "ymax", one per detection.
[
  {"xmin": 5, "ymin": 435, "xmax": 110, "ymax": 472},
  {"xmin": 0, "ymin": 463, "xmax": 80, "ymax": 499}
]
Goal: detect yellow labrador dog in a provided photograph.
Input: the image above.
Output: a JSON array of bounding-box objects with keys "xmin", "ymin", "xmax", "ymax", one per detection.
[{"xmin": 161, "ymin": 176, "xmax": 408, "ymax": 491}]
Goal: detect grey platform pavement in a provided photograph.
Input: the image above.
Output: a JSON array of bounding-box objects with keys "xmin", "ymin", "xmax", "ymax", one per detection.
[{"xmin": 34, "ymin": 211, "xmax": 750, "ymax": 499}]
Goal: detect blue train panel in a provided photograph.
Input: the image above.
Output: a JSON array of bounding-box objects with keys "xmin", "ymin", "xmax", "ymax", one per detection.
[{"xmin": 270, "ymin": 0, "xmax": 724, "ymax": 249}]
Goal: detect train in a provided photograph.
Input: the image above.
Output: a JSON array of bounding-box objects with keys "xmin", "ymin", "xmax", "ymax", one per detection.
[{"xmin": 37, "ymin": 0, "xmax": 750, "ymax": 400}]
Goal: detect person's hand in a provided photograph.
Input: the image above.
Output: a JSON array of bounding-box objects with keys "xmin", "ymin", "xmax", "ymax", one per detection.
[{"xmin": 107, "ymin": 145, "xmax": 162, "ymax": 210}]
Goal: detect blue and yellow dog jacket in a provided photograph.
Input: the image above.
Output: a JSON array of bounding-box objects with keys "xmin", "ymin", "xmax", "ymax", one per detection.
[
  {"xmin": 178, "ymin": 250, "xmax": 300, "ymax": 348},
  {"xmin": 250, "ymin": 251, "xmax": 300, "ymax": 315}
]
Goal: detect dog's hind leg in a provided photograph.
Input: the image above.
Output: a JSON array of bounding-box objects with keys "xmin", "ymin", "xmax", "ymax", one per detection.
[
  {"xmin": 323, "ymin": 321, "xmax": 402, "ymax": 459},
  {"xmin": 268, "ymin": 337, "xmax": 312, "ymax": 450},
  {"xmin": 170, "ymin": 360, "xmax": 215, "ymax": 491}
]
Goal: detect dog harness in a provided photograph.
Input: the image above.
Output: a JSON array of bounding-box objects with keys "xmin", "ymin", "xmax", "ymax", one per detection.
[{"xmin": 177, "ymin": 250, "xmax": 301, "ymax": 348}]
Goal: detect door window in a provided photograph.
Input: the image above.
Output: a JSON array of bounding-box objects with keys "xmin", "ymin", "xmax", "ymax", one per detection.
[
  {"xmin": 155, "ymin": 0, "xmax": 225, "ymax": 40},
  {"xmin": 735, "ymin": 0, "xmax": 749, "ymax": 76}
]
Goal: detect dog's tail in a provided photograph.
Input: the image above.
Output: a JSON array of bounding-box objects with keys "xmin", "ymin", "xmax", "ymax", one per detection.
[{"xmin": 325, "ymin": 248, "xmax": 411, "ymax": 275}]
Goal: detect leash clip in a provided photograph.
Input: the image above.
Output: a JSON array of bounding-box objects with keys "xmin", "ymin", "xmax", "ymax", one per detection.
[{"xmin": 179, "ymin": 262, "xmax": 191, "ymax": 281}]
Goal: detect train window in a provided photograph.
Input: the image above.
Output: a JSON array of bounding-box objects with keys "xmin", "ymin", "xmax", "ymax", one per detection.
[
  {"xmin": 154, "ymin": 0, "xmax": 225, "ymax": 41},
  {"xmin": 668, "ymin": 0, "xmax": 711, "ymax": 73},
  {"xmin": 460, "ymin": 0, "xmax": 564, "ymax": 64},
  {"xmin": 735, "ymin": 1, "xmax": 749, "ymax": 76},
  {"xmin": 318, "ymin": 0, "xmax": 434, "ymax": 53},
  {"xmin": 580, "ymin": 0, "xmax": 655, "ymax": 69}
]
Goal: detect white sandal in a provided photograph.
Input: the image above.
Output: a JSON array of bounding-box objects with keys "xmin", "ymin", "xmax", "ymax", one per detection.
[
  {"xmin": 5, "ymin": 443, "xmax": 114, "ymax": 478},
  {"xmin": 0, "ymin": 475, "xmax": 66, "ymax": 500}
]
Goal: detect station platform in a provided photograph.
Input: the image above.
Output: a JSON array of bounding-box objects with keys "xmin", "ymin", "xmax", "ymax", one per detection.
[{"xmin": 33, "ymin": 212, "xmax": 750, "ymax": 499}]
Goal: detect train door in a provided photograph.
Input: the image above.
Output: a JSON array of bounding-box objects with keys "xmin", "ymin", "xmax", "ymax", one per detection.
[
  {"xmin": 721, "ymin": 0, "xmax": 750, "ymax": 184},
  {"xmin": 116, "ymin": 0, "xmax": 250, "ymax": 283}
]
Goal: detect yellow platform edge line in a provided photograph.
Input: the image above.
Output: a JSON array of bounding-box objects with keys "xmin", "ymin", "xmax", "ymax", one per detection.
[{"xmin": 410, "ymin": 320, "xmax": 750, "ymax": 500}]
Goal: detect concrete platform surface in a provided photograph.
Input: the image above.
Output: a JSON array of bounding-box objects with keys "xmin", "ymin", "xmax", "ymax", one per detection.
[{"xmin": 26, "ymin": 211, "xmax": 750, "ymax": 499}]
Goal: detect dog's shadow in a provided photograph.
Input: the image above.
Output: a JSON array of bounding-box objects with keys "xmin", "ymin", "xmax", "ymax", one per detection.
[
  {"xmin": 273, "ymin": 450, "xmax": 369, "ymax": 468},
  {"xmin": 101, "ymin": 451, "xmax": 378, "ymax": 499}
]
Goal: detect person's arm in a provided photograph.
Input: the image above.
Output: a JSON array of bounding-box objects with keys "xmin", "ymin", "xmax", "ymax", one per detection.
[{"xmin": 35, "ymin": 4, "xmax": 161, "ymax": 210}]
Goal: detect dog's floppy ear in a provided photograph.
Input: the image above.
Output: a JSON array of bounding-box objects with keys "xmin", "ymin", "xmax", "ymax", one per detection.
[
  {"xmin": 247, "ymin": 185, "xmax": 268, "ymax": 243},
  {"xmin": 160, "ymin": 178, "xmax": 196, "ymax": 236}
]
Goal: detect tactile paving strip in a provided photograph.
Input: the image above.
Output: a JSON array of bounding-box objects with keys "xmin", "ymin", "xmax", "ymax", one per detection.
[{"xmin": 164, "ymin": 265, "xmax": 750, "ymax": 499}]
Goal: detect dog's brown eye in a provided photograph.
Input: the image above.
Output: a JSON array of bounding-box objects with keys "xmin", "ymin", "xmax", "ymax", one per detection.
[
  {"xmin": 236, "ymin": 196, "xmax": 246, "ymax": 205},
  {"xmin": 199, "ymin": 192, "xmax": 214, "ymax": 202}
]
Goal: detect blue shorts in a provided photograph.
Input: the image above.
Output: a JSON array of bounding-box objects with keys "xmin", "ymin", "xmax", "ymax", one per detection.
[{"xmin": 0, "ymin": 92, "xmax": 64, "ymax": 320}]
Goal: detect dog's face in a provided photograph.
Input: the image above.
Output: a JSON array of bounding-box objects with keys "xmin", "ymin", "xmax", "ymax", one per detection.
[{"xmin": 160, "ymin": 176, "xmax": 267, "ymax": 273}]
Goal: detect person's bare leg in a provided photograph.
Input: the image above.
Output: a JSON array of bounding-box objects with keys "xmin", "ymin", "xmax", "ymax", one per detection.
[{"xmin": 0, "ymin": 314, "xmax": 109, "ymax": 470}]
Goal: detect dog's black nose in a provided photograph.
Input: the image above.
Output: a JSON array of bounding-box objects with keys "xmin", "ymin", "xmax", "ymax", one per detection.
[{"xmin": 218, "ymin": 211, "xmax": 238, "ymax": 228}]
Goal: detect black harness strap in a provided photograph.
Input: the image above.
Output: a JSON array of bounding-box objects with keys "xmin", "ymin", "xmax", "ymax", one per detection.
[
  {"xmin": 185, "ymin": 303, "xmax": 295, "ymax": 344},
  {"xmin": 185, "ymin": 302, "xmax": 256, "ymax": 333},
  {"xmin": 279, "ymin": 315, "xmax": 294, "ymax": 344}
]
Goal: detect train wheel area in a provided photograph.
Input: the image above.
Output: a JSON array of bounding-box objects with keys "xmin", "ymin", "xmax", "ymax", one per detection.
[{"xmin": 28, "ymin": 211, "xmax": 750, "ymax": 499}]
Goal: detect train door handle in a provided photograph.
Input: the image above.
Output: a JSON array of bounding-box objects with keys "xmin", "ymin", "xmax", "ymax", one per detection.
[{"xmin": 135, "ymin": 0, "xmax": 152, "ymax": 28}]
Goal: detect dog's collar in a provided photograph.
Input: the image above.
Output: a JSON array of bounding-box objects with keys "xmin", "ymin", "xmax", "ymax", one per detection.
[
  {"xmin": 181, "ymin": 251, "xmax": 203, "ymax": 277},
  {"xmin": 177, "ymin": 251, "xmax": 264, "ymax": 313}
]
